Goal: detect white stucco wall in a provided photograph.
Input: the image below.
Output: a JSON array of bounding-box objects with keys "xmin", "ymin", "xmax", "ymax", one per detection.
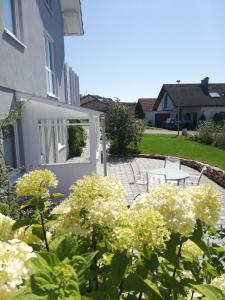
[
  {"xmin": 200, "ymin": 107, "xmax": 225, "ymax": 120},
  {"xmin": 157, "ymin": 93, "xmax": 174, "ymax": 111},
  {"xmin": 144, "ymin": 112, "xmax": 155, "ymax": 124}
]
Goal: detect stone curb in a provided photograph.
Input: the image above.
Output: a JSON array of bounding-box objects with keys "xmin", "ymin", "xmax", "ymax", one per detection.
[{"xmin": 109, "ymin": 154, "xmax": 225, "ymax": 189}]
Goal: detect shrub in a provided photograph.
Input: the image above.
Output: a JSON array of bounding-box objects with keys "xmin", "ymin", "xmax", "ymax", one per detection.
[
  {"xmin": 215, "ymin": 125, "xmax": 225, "ymax": 150},
  {"xmin": 194, "ymin": 120, "xmax": 220, "ymax": 145},
  {"xmin": 105, "ymin": 102, "xmax": 144, "ymax": 154},
  {"xmin": 4, "ymin": 173, "xmax": 225, "ymax": 300},
  {"xmin": 68, "ymin": 121, "xmax": 87, "ymax": 158},
  {"xmin": 213, "ymin": 113, "xmax": 225, "ymax": 126}
]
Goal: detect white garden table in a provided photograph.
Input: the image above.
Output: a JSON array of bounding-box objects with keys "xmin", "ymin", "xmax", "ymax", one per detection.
[{"xmin": 148, "ymin": 168, "xmax": 189, "ymax": 185}]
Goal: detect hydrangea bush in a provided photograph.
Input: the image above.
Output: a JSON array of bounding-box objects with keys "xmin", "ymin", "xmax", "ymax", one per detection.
[{"xmin": 0, "ymin": 171, "xmax": 225, "ymax": 299}]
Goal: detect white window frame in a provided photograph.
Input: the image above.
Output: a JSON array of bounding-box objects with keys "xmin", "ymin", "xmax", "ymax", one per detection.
[
  {"xmin": 57, "ymin": 120, "xmax": 65, "ymax": 151},
  {"xmin": 44, "ymin": 32, "xmax": 57, "ymax": 97},
  {"xmin": 3, "ymin": 0, "xmax": 24, "ymax": 42}
]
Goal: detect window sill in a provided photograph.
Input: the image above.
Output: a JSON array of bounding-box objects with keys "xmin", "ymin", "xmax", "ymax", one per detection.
[
  {"xmin": 4, "ymin": 28, "xmax": 27, "ymax": 48},
  {"xmin": 47, "ymin": 93, "xmax": 58, "ymax": 100}
]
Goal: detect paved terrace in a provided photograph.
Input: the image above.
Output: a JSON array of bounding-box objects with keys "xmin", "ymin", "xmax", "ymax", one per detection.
[{"xmin": 105, "ymin": 157, "xmax": 225, "ymax": 227}]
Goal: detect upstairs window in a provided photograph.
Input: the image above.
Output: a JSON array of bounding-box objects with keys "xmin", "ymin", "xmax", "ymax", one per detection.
[
  {"xmin": 164, "ymin": 94, "xmax": 168, "ymax": 109},
  {"xmin": 3, "ymin": 0, "xmax": 23, "ymax": 41},
  {"xmin": 44, "ymin": 34, "xmax": 56, "ymax": 96}
]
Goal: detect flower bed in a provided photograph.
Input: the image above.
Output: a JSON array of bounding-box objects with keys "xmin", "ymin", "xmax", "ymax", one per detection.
[{"xmin": 1, "ymin": 170, "xmax": 225, "ymax": 299}]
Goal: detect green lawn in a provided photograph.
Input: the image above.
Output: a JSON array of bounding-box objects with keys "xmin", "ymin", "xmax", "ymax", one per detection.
[{"xmin": 139, "ymin": 134, "xmax": 225, "ymax": 170}]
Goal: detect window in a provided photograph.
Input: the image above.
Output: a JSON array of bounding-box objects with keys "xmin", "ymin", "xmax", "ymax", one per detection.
[
  {"xmin": 44, "ymin": 34, "xmax": 56, "ymax": 96},
  {"xmin": 209, "ymin": 92, "xmax": 220, "ymax": 98},
  {"xmin": 164, "ymin": 94, "xmax": 168, "ymax": 109},
  {"xmin": 3, "ymin": 0, "xmax": 23, "ymax": 41},
  {"xmin": 1, "ymin": 125, "xmax": 17, "ymax": 170},
  {"xmin": 184, "ymin": 113, "xmax": 191, "ymax": 121}
]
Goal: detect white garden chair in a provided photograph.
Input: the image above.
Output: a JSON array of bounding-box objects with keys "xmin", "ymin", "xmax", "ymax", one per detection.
[
  {"xmin": 130, "ymin": 161, "xmax": 147, "ymax": 185},
  {"xmin": 164, "ymin": 156, "xmax": 181, "ymax": 170},
  {"xmin": 185, "ymin": 166, "xmax": 207, "ymax": 186},
  {"xmin": 147, "ymin": 173, "xmax": 166, "ymax": 192}
]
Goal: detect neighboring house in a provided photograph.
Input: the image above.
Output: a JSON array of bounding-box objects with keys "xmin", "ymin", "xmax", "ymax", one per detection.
[
  {"xmin": 120, "ymin": 102, "xmax": 137, "ymax": 117},
  {"xmin": 135, "ymin": 98, "xmax": 156, "ymax": 125},
  {"xmin": 81, "ymin": 94, "xmax": 112, "ymax": 112},
  {"xmin": 0, "ymin": 0, "xmax": 101, "ymax": 194},
  {"xmin": 153, "ymin": 78, "xmax": 225, "ymax": 128}
]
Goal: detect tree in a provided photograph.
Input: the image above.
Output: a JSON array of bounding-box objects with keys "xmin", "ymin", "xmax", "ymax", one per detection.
[{"xmin": 105, "ymin": 102, "xmax": 144, "ymax": 153}]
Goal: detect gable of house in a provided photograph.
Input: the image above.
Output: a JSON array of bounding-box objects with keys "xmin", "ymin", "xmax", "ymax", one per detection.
[
  {"xmin": 136, "ymin": 98, "xmax": 156, "ymax": 119},
  {"xmin": 81, "ymin": 95, "xmax": 112, "ymax": 112},
  {"xmin": 154, "ymin": 82, "xmax": 225, "ymax": 110}
]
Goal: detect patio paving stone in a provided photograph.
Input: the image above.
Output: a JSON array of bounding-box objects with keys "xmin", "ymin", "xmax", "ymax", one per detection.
[{"xmin": 106, "ymin": 157, "xmax": 225, "ymax": 227}]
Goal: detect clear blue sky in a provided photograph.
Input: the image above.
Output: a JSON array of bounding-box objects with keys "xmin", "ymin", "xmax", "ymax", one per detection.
[{"xmin": 65, "ymin": 0, "xmax": 225, "ymax": 102}]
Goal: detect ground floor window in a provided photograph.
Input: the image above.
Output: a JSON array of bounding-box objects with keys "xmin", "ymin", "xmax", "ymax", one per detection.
[{"xmin": 0, "ymin": 121, "xmax": 22, "ymax": 171}]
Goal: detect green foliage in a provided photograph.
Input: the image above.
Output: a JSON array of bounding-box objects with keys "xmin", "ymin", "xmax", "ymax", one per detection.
[
  {"xmin": 68, "ymin": 121, "xmax": 87, "ymax": 158},
  {"xmin": 105, "ymin": 102, "xmax": 144, "ymax": 154},
  {"xmin": 213, "ymin": 113, "xmax": 225, "ymax": 126},
  {"xmin": 6, "ymin": 173, "xmax": 225, "ymax": 299},
  {"xmin": 139, "ymin": 134, "xmax": 225, "ymax": 170}
]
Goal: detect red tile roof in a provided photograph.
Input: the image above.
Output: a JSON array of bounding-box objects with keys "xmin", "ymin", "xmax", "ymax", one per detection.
[
  {"xmin": 138, "ymin": 98, "xmax": 156, "ymax": 112},
  {"xmin": 120, "ymin": 102, "xmax": 137, "ymax": 115}
]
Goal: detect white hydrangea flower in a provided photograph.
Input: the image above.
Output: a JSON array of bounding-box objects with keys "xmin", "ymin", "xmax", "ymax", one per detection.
[
  {"xmin": 187, "ymin": 184, "xmax": 221, "ymax": 225},
  {"xmin": 0, "ymin": 213, "xmax": 15, "ymax": 241},
  {"xmin": 212, "ymin": 274, "xmax": 225, "ymax": 295},
  {"xmin": 52, "ymin": 174, "xmax": 127, "ymax": 234},
  {"xmin": 0, "ymin": 239, "xmax": 36, "ymax": 300},
  {"xmin": 112, "ymin": 207, "xmax": 170, "ymax": 251},
  {"xmin": 181, "ymin": 240, "xmax": 203, "ymax": 260},
  {"xmin": 134, "ymin": 184, "xmax": 196, "ymax": 236}
]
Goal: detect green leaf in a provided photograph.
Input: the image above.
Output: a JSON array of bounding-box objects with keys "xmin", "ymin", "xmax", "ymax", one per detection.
[
  {"xmin": 38, "ymin": 252, "xmax": 60, "ymax": 267},
  {"xmin": 191, "ymin": 284, "xmax": 225, "ymax": 300},
  {"xmin": 31, "ymin": 271, "xmax": 57, "ymax": 295},
  {"xmin": 12, "ymin": 218, "xmax": 37, "ymax": 231},
  {"xmin": 144, "ymin": 279, "xmax": 164, "ymax": 299},
  {"xmin": 161, "ymin": 233, "xmax": 181, "ymax": 267},
  {"xmin": 30, "ymin": 254, "xmax": 52, "ymax": 272},
  {"xmin": 190, "ymin": 222, "xmax": 210, "ymax": 257},
  {"xmin": 124, "ymin": 273, "xmax": 163, "ymax": 299},
  {"xmin": 32, "ymin": 225, "xmax": 44, "ymax": 241},
  {"xmin": 110, "ymin": 251, "xmax": 129, "ymax": 287},
  {"xmin": 71, "ymin": 255, "xmax": 90, "ymax": 286},
  {"xmin": 56, "ymin": 236, "xmax": 79, "ymax": 261},
  {"xmin": 20, "ymin": 198, "xmax": 37, "ymax": 210},
  {"xmin": 51, "ymin": 192, "xmax": 64, "ymax": 198}
]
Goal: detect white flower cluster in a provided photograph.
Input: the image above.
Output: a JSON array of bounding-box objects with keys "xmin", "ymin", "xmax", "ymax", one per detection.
[
  {"xmin": 187, "ymin": 184, "xmax": 221, "ymax": 225},
  {"xmin": 112, "ymin": 207, "xmax": 170, "ymax": 251},
  {"xmin": 181, "ymin": 240, "xmax": 203, "ymax": 260},
  {"xmin": 0, "ymin": 239, "xmax": 36, "ymax": 300},
  {"xmin": 134, "ymin": 184, "xmax": 196, "ymax": 236},
  {"xmin": 133, "ymin": 183, "xmax": 221, "ymax": 237},
  {"xmin": 212, "ymin": 274, "xmax": 225, "ymax": 295},
  {"xmin": 52, "ymin": 174, "xmax": 127, "ymax": 233},
  {"xmin": 0, "ymin": 213, "xmax": 15, "ymax": 241}
]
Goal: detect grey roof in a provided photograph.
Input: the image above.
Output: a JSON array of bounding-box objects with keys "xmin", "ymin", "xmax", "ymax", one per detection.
[{"xmin": 154, "ymin": 83, "xmax": 225, "ymax": 109}]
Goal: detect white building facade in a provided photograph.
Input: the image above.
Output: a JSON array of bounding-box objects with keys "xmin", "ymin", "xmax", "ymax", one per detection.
[{"xmin": 0, "ymin": 0, "xmax": 101, "ymax": 194}]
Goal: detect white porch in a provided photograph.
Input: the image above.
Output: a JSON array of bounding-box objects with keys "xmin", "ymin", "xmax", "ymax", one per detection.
[{"xmin": 17, "ymin": 95, "xmax": 102, "ymax": 195}]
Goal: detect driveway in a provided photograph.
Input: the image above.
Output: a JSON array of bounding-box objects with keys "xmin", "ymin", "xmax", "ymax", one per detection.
[
  {"xmin": 144, "ymin": 129, "xmax": 195, "ymax": 135},
  {"xmin": 145, "ymin": 129, "xmax": 177, "ymax": 134}
]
